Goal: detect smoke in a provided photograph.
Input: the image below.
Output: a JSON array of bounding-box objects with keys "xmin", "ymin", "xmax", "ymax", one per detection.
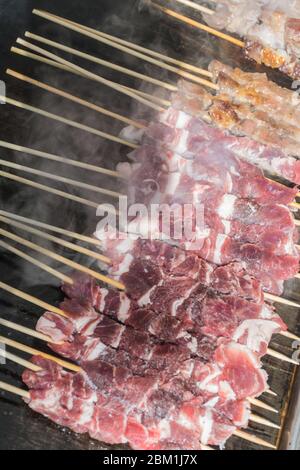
[
  {"xmin": 1, "ymin": 0, "xmax": 213, "ymax": 290},
  {"xmin": 0, "ymin": 0, "xmax": 263, "ymax": 290}
]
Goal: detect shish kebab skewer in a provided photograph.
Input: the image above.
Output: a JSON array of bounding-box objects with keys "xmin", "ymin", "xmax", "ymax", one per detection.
[
  {"xmin": 0, "ymin": 221, "xmax": 298, "ymax": 365},
  {"xmin": 1, "ymin": 145, "xmax": 300, "ymax": 214},
  {"xmin": 0, "ymin": 340, "xmax": 280, "ymax": 432},
  {"xmin": 1, "ymin": 162, "xmax": 300, "ymax": 308},
  {"xmin": 2, "ymin": 211, "xmax": 300, "ymax": 318},
  {"xmin": 21, "ymin": 14, "xmax": 300, "ymax": 171},
  {"xmin": 26, "ymin": 10, "xmax": 300, "ymax": 157},
  {"xmin": 0, "ymin": 282, "xmax": 281, "ymax": 407},
  {"xmin": 0, "ymin": 209, "xmax": 101, "ymax": 247},
  {"xmin": 0, "ymin": 351, "xmax": 275, "ymax": 451},
  {"xmin": 11, "ymin": 38, "xmax": 300, "ymax": 190},
  {"xmin": 0, "ymin": 293, "xmax": 283, "ymax": 424},
  {"xmin": 0, "ymin": 67, "xmax": 299, "ymax": 208},
  {"xmin": 6, "ymin": 68, "xmax": 300, "ymax": 202},
  {"xmin": 2, "ymin": 68, "xmax": 300, "ymax": 298}
]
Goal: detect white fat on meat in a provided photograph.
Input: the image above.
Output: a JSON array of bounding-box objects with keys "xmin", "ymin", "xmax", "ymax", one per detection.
[
  {"xmin": 119, "ymin": 125, "xmax": 145, "ymax": 144},
  {"xmin": 84, "ymin": 339, "xmax": 107, "ymax": 361},
  {"xmin": 225, "ymin": 172, "xmax": 234, "ymax": 192},
  {"xmin": 115, "ymin": 238, "xmax": 135, "ymax": 254},
  {"xmin": 30, "ymin": 389, "xmax": 61, "ymax": 410},
  {"xmin": 82, "ymin": 318, "xmax": 102, "ymax": 336},
  {"xmin": 73, "ymin": 314, "xmax": 100, "ymax": 334},
  {"xmin": 171, "ymin": 284, "xmax": 197, "ymax": 317},
  {"xmin": 158, "ymin": 420, "xmax": 172, "ymax": 440},
  {"xmin": 213, "ymin": 235, "xmax": 227, "ymax": 264},
  {"xmin": 111, "ymin": 325, "xmax": 126, "ymax": 349},
  {"xmin": 219, "ymin": 381, "xmax": 237, "ymax": 401},
  {"xmin": 77, "ymin": 393, "xmax": 98, "ymax": 426},
  {"xmin": 160, "ymin": 108, "xmax": 192, "ymax": 129},
  {"xmin": 117, "ymin": 294, "xmax": 131, "ymax": 322},
  {"xmin": 114, "ymin": 253, "xmax": 134, "ymax": 276},
  {"xmin": 199, "ymin": 409, "xmax": 214, "ymax": 445},
  {"xmin": 172, "ymin": 130, "xmax": 189, "ymax": 155},
  {"xmin": 217, "ymin": 194, "xmax": 237, "ymax": 219},
  {"xmin": 196, "ymin": 366, "xmax": 221, "ymax": 394},
  {"xmin": 36, "ymin": 316, "xmax": 70, "ymax": 343},
  {"xmin": 187, "ymin": 337, "xmax": 198, "ymax": 354},
  {"xmin": 98, "ymin": 289, "xmax": 109, "ymax": 312},
  {"xmin": 203, "ymin": 396, "xmax": 219, "ymax": 409},
  {"xmin": 221, "ymin": 220, "xmax": 232, "ymax": 235},
  {"xmin": 165, "ymin": 172, "xmax": 182, "ymax": 195},
  {"xmin": 137, "ymin": 281, "xmax": 163, "ymax": 307},
  {"xmin": 232, "ymin": 319, "xmax": 281, "ymax": 352}
]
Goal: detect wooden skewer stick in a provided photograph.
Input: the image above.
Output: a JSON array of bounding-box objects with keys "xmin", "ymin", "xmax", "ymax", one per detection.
[
  {"xmin": 10, "ymin": 47, "xmax": 170, "ymax": 109},
  {"xmin": 19, "ymin": 35, "xmax": 177, "ymax": 93},
  {"xmin": 7, "ymin": 69, "xmax": 146, "ymax": 130},
  {"xmin": 0, "ymin": 347, "xmax": 42, "ymax": 372},
  {"xmin": 0, "ymin": 318, "xmax": 53, "ymax": 343},
  {"xmin": 0, "ymin": 239, "xmax": 73, "ymax": 284},
  {"xmin": 0, "ymin": 215, "xmax": 110, "ymax": 264},
  {"xmin": 1, "ymin": 94, "xmax": 137, "ymax": 149},
  {"xmin": 249, "ymin": 413, "xmax": 280, "ymax": 430},
  {"xmin": 28, "ymin": 14, "xmax": 217, "ymax": 89},
  {"xmin": 0, "ymin": 228, "xmax": 125, "ymax": 291},
  {"xmin": 265, "ymin": 389, "xmax": 277, "ymax": 397},
  {"xmin": 264, "ymin": 292, "xmax": 300, "ymax": 309},
  {"xmin": 280, "ymin": 330, "xmax": 300, "ymax": 341},
  {"xmin": 0, "ymin": 335, "xmax": 81, "ymax": 373},
  {"xmin": 233, "ymin": 429, "xmax": 276, "ymax": 449},
  {"xmin": 266, "ymin": 348, "xmax": 299, "ymax": 366},
  {"xmin": 0, "ymin": 381, "xmax": 30, "ymax": 399},
  {"xmin": 0, "ymin": 210, "xmax": 100, "ymax": 247},
  {"xmin": 173, "ymin": 0, "xmax": 214, "ymax": 15},
  {"xmin": 0, "ymin": 158, "xmax": 123, "ymax": 199},
  {"xmin": 0, "ymin": 170, "xmax": 100, "ymax": 210},
  {"xmin": 0, "ymin": 281, "xmax": 69, "ymax": 317},
  {"xmin": 39, "ymin": 10, "xmax": 213, "ymax": 78},
  {"xmin": 16, "ymin": 38, "xmax": 165, "ymax": 113},
  {"xmin": 0, "ymin": 139, "xmax": 123, "ymax": 178},
  {"xmin": 249, "ymin": 398, "xmax": 278, "ymax": 414},
  {"xmin": 152, "ymin": 3, "xmax": 245, "ymax": 48}
]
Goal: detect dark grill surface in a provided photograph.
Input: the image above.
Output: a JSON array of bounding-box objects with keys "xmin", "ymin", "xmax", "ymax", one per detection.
[{"xmin": 0, "ymin": 0, "xmax": 299, "ymax": 450}]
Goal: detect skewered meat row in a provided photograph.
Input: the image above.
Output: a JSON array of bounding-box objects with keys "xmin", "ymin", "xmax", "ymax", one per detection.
[
  {"xmin": 120, "ymin": 145, "xmax": 297, "ymax": 257},
  {"xmin": 203, "ymin": 1, "xmax": 300, "ymax": 79},
  {"xmin": 171, "ymin": 79, "xmax": 300, "ymax": 167},
  {"xmin": 208, "ymin": 61, "xmax": 300, "ymax": 127},
  {"xmin": 117, "ymin": 148, "xmax": 299, "ymax": 294},
  {"xmin": 121, "ymin": 83, "xmax": 300, "ymax": 184},
  {"xmin": 23, "ymin": 355, "xmax": 251, "ymax": 449},
  {"xmin": 32, "ymin": 256, "xmax": 280, "ymax": 448}
]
